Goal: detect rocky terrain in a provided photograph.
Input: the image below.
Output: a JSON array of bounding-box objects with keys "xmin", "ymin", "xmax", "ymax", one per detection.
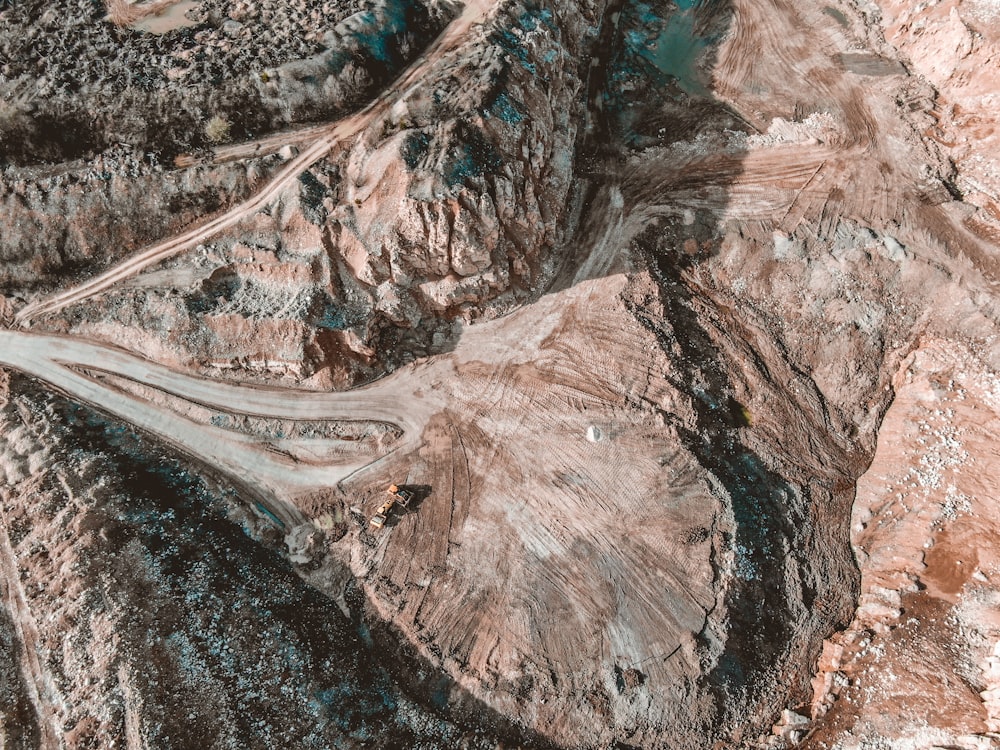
[
  {"xmin": 0, "ymin": 376, "xmax": 536, "ymax": 749},
  {"xmin": 2, "ymin": 0, "xmax": 1000, "ymax": 747},
  {"xmin": 805, "ymin": 338, "xmax": 1000, "ymax": 749},
  {"xmin": 0, "ymin": 0, "xmax": 452, "ymax": 163}
]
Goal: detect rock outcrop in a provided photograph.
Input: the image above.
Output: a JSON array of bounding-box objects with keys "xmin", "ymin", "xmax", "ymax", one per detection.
[{"xmin": 0, "ymin": 0, "xmax": 448, "ymax": 164}]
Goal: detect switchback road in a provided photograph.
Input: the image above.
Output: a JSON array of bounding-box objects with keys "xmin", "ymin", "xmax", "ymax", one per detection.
[{"xmin": 0, "ymin": 330, "xmax": 445, "ymax": 526}]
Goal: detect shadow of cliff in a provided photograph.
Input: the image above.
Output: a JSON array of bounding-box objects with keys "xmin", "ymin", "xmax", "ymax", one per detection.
[
  {"xmin": 629, "ymin": 224, "xmax": 812, "ymax": 731},
  {"xmin": 595, "ymin": 0, "xmax": 794, "ymax": 734},
  {"xmin": 520, "ymin": 0, "xmax": 856, "ymax": 740}
]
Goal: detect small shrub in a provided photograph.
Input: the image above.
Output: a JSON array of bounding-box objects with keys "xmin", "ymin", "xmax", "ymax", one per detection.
[{"xmin": 204, "ymin": 114, "xmax": 231, "ymax": 143}]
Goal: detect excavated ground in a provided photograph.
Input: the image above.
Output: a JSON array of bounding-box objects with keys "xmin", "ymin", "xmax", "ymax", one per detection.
[
  {"xmin": 804, "ymin": 339, "xmax": 1000, "ymax": 749},
  {"xmin": 2, "ymin": 0, "xmax": 1000, "ymax": 747}
]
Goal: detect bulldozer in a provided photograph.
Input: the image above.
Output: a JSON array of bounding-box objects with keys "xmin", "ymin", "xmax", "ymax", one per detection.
[{"xmin": 369, "ymin": 484, "xmax": 414, "ymax": 529}]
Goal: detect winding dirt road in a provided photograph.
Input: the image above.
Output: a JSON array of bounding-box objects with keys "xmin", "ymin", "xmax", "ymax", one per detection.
[
  {"xmin": 0, "ymin": 330, "xmax": 445, "ymax": 525},
  {"xmin": 13, "ymin": 0, "xmax": 493, "ymax": 326}
]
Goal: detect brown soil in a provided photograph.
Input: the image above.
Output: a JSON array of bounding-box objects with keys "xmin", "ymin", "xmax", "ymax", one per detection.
[{"xmin": 3, "ymin": 0, "xmax": 1000, "ymax": 747}]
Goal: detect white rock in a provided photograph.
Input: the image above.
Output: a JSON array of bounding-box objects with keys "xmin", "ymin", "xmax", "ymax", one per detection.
[{"xmin": 781, "ymin": 709, "xmax": 809, "ymax": 726}]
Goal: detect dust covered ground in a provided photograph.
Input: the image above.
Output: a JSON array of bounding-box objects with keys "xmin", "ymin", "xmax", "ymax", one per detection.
[{"xmin": 2, "ymin": 0, "xmax": 1000, "ymax": 747}]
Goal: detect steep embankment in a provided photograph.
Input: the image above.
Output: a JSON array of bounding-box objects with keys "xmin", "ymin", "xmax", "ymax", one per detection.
[{"xmin": 12, "ymin": 0, "xmax": 613, "ymax": 388}]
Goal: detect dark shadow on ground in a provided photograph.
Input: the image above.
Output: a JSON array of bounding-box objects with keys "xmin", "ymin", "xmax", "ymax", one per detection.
[
  {"xmin": 540, "ymin": 0, "xmax": 857, "ymax": 739},
  {"xmin": 5, "ymin": 378, "xmax": 556, "ymax": 749},
  {"xmin": 628, "ymin": 225, "xmax": 815, "ymax": 732}
]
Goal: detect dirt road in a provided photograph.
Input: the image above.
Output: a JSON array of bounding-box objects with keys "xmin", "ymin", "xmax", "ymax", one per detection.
[
  {"xmin": 173, "ymin": 122, "xmax": 335, "ymax": 168},
  {"xmin": 6, "ymin": 0, "xmax": 1000, "ymax": 744},
  {"xmin": 13, "ymin": 0, "xmax": 494, "ymax": 326},
  {"xmin": 0, "ymin": 329, "xmax": 447, "ymax": 525},
  {"xmin": 0, "ymin": 265, "xmax": 729, "ymax": 746}
]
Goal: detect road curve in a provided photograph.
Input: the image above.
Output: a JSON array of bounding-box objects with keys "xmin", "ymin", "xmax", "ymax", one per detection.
[
  {"xmin": 5, "ymin": 332, "xmax": 434, "ymax": 435},
  {"xmin": 0, "ymin": 330, "xmax": 444, "ymax": 523}
]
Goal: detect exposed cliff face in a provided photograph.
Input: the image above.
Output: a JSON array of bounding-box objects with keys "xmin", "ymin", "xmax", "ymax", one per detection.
[
  {"xmin": 331, "ymin": 1, "xmax": 596, "ymax": 318},
  {"xmin": 794, "ymin": 0, "xmax": 1000, "ymax": 745},
  {"xmin": 805, "ymin": 339, "xmax": 1000, "ymax": 748},
  {"xmin": 859, "ymin": 0, "xmax": 1000, "ymax": 220}
]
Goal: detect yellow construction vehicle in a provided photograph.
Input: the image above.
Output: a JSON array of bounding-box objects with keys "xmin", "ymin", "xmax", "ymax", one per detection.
[{"xmin": 369, "ymin": 484, "xmax": 415, "ymax": 529}]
